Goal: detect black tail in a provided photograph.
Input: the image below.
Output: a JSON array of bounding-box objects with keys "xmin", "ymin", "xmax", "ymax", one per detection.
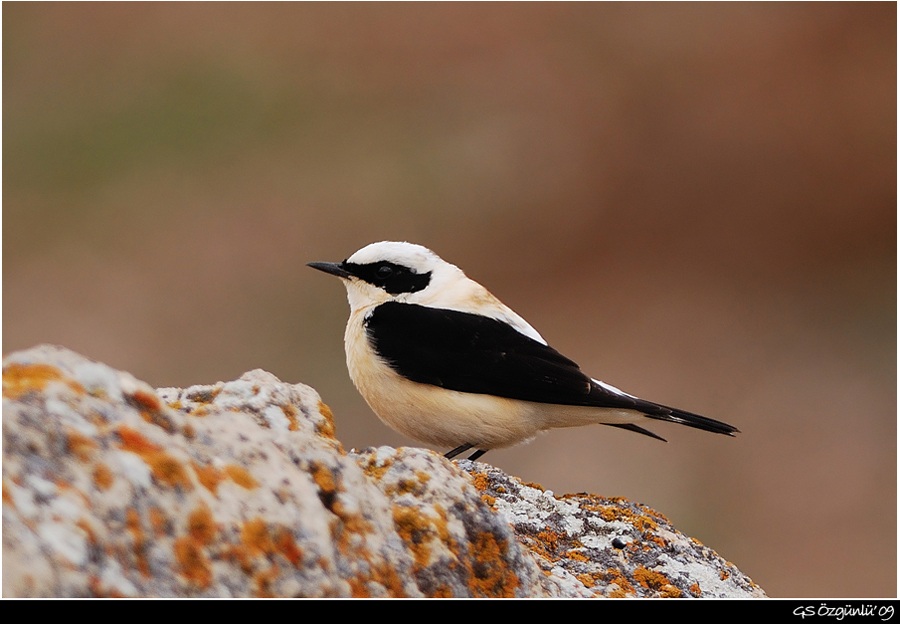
[
  {"xmin": 586, "ymin": 380, "xmax": 740, "ymax": 439},
  {"xmin": 636, "ymin": 399, "xmax": 741, "ymax": 437}
]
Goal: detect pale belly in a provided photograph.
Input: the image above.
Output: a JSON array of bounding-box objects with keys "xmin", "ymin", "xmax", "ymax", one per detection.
[{"xmin": 343, "ymin": 311, "xmax": 643, "ymax": 450}]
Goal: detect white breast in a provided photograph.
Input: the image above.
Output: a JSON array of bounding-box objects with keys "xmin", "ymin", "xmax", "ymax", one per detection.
[{"xmin": 343, "ymin": 307, "xmax": 544, "ymax": 449}]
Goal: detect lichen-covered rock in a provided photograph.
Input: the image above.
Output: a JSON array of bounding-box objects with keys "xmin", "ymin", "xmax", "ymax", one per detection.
[
  {"xmin": 352, "ymin": 446, "xmax": 569, "ymax": 597},
  {"xmin": 465, "ymin": 462, "xmax": 766, "ymax": 598},
  {"xmin": 3, "ymin": 345, "xmax": 420, "ymax": 597},
  {"xmin": 2, "ymin": 345, "xmax": 765, "ymax": 598}
]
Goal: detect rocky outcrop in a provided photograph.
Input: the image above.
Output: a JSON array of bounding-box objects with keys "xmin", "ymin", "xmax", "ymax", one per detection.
[{"xmin": 2, "ymin": 345, "xmax": 765, "ymax": 598}]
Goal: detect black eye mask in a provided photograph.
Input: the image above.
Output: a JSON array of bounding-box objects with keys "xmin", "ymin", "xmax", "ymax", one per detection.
[{"xmin": 342, "ymin": 261, "xmax": 432, "ymax": 295}]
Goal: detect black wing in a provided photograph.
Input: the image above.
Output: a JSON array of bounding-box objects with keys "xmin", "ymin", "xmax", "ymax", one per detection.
[
  {"xmin": 365, "ymin": 302, "xmax": 739, "ymax": 437},
  {"xmin": 366, "ymin": 302, "xmax": 640, "ymax": 410}
]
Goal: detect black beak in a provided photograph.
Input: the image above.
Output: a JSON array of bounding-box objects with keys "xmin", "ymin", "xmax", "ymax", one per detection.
[{"xmin": 307, "ymin": 261, "xmax": 353, "ymax": 279}]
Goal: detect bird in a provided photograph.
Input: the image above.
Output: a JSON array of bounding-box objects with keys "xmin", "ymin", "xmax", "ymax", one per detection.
[{"xmin": 308, "ymin": 241, "xmax": 739, "ymax": 461}]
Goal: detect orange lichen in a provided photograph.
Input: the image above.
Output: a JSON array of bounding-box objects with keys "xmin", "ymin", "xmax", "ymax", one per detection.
[
  {"xmin": 469, "ymin": 471, "xmax": 491, "ymax": 492},
  {"xmin": 224, "ymin": 464, "xmax": 258, "ymax": 489},
  {"xmin": 66, "ymin": 430, "xmax": 97, "ymax": 461},
  {"xmin": 187, "ymin": 506, "xmax": 217, "ymax": 544},
  {"xmin": 637, "ymin": 502, "xmax": 670, "ymax": 523},
  {"xmin": 469, "ymin": 532, "xmax": 519, "ymax": 597},
  {"xmin": 52, "ymin": 478, "xmax": 83, "ymax": 502},
  {"xmin": 2, "ymin": 363, "xmax": 85, "ymax": 399},
  {"xmin": 126, "ymin": 388, "xmax": 175, "ymax": 433},
  {"xmin": 328, "ymin": 499, "xmax": 371, "ymax": 554},
  {"xmin": 117, "ymin": 426, "xmax": 192, "ymax": 489},
  {"xmin": 129, "ymin": 388, "xmax": 162, "ymax": 412},
  {"xmin": 138, "ymin": 409, "xmax": 176, "ymax": 433},
  {"xmin": 565, "ymin": 550, "xmax": 590, "ymax": 562},
  {"xmin": 149, "ymin": 507, "xmax": 169, "ymax": 536},
  {"xmin": 92, "ymin": 463, "xmax": 114, "ymax": 490},
  {"xmin": 595, "ymin": 505, "xmax": 617, "ymax": 522},
  {"xmin": 310, "ymin": 462, "xmax": 338, "ymax": 496},
  {"xmin": 149, "ymin": 452, "xmax": 192, "ymax": 489},
  {"xmin": 361, "ymin": 456, "xmax": 391, "ymax": 481},
  {"xmin": 689, "ymin": 582, "xmax": 702, "ymax": 597},
  {"xmin": 280, "ymin": 404, "xmax": 300, "ymax": 431},
  {"xmin": 174, "ymin": 536, "xmax": 212, "ymax": 588},
  {"xmin": 576, "ymin": 569, "xmax": 631, "ymax": 597},
  {"xmin": 88, "ymin": 575, "xmax": 126, "ymax": 598},
  {"xmin": 658, "ymin": 583, "xmax": 682, "ymax": 598},
  {"xmin": 274, "ymin": 527, "xmax": 303, "ymax": 567},
  {"xmin": 480, "ymin": 493, "xmax": 496, "ymax": 507},
  {"xmin": 253, "ymin": 563, "xmax": 280, "ymax": 598},
  {"xmin": 311, "ymin": 462, "xmax": 347, "ymax": 521},
  {"xmin": 391, "ymin": 475, "xmax": 426, "ymax": 496},
  {"xmin": 128, "ymin": 388, "xmax": 176, "ymax": 433},
  {"xmin": 605, "ymin": 568, "xmax": 636, "ymax": 595},
  {"xmin": 392, "ymin": 506, "xmax": 438, "ymax": 568},
  {"xmin": 316, "ymin": 401, "xmax": 337, "ymax": 439},
  {"xmin": 223, "ymin": 545, "xmax": 253, "ymax": 573},
  {"xmin": 634, "ymin": 566, "xmax": 681, "ymax": 597},
  {"xmin": 348, "ymin": 577, "xmax": 371, "ymax": 598},
  {"xmin": 185, "ymin": 387, "xmax": 221, "ymax": 405},
  {"xmin": 576, "ymin": 572, "xmax": 596, "ymax": 587},
  {"xmin": 598, "ymin": 503, "xmax": 660, "ymax": 534},
  {"xmin": 76, "ymin": 518, "xmax": 97, "ymax": 545},
  {"xmin": 241, "ymin": 518, "xmax": 275, "ymax": 557},
  {"xmin": 192, "ymin": 462, "xmax": 225, "ymax": 494},
  {"xmin": 117, "ymin": 426, "xmax": 162, "ymax": 455},
  {"xmin": 226, "ymin": 518, "xmax": 302, "ymax": 585},
  {"xmin": 365, "ymin": 561, "xmax": 410, "ymax": 597},
  {"xmin": 125, "ymin": 508, "xmax": 150, "ymax": 577},
  {"xmin": 600, "ymin": 567, "xmax": 636, "ymax": 597},
  {"xmin": 527, "ymin": 528, "xmax": 563, "ymax": 562},
  {"xmin": 434, "ymin": 506, "xmax": 452, "ymax": 543}
]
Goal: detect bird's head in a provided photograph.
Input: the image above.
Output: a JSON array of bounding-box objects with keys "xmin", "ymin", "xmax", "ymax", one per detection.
[{"xmin": 308, "ymin": 241, "xmax": 468, "ymax": 312}]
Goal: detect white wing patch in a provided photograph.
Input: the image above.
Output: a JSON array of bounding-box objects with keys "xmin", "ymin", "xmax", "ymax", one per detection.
[{"xmin": 592, "ymin": 378, "xmax": 637, "ymax": 399}]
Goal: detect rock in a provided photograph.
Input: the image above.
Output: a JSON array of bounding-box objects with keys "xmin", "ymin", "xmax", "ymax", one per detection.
[
  {"xmin": 466, "ymin": 462, "xmax": 765, "ymax": 598},
  {"xmin": 2, "ymin": 345, "xmax": 765, "ymax": 598}
]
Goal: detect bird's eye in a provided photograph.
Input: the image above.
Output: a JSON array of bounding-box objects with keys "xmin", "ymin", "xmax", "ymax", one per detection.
[{"xmin": 376, "ymin": 265, "xmax": 394, "ymax": 280}]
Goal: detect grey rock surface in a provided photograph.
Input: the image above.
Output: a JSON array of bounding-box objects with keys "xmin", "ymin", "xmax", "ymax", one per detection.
[{"xmin": 2, "ymin": 345, "xmax": 765, "ymax": 598}]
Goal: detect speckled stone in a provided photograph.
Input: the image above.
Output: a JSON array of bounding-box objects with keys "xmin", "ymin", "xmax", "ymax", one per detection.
[
  {"xmin": 463, "ymin": 461, "xmax": 766, "ymax": 598},
  {"xmin": 2, "ymin": 345, "xmax": 765, "ymax": 598}
]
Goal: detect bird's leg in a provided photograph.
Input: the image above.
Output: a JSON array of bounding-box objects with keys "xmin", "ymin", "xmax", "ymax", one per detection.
[
  {"xmin": 466, "ymin": 449, "xmax": 487, "ymax": 461},
  {"xmin": 444, "ymin": 443, "xmax": 474, "ymax": 459}
]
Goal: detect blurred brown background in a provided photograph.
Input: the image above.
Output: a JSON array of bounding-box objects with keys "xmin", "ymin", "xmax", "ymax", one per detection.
[{"xmin": 3, "ymin": 3, "xmax": 895, "ymax": 597}]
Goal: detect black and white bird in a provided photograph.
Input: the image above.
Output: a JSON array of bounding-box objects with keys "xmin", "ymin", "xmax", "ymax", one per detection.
[{"xmin": 308, "ymin": 241, "xmax": 739, "ymax": 461}]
